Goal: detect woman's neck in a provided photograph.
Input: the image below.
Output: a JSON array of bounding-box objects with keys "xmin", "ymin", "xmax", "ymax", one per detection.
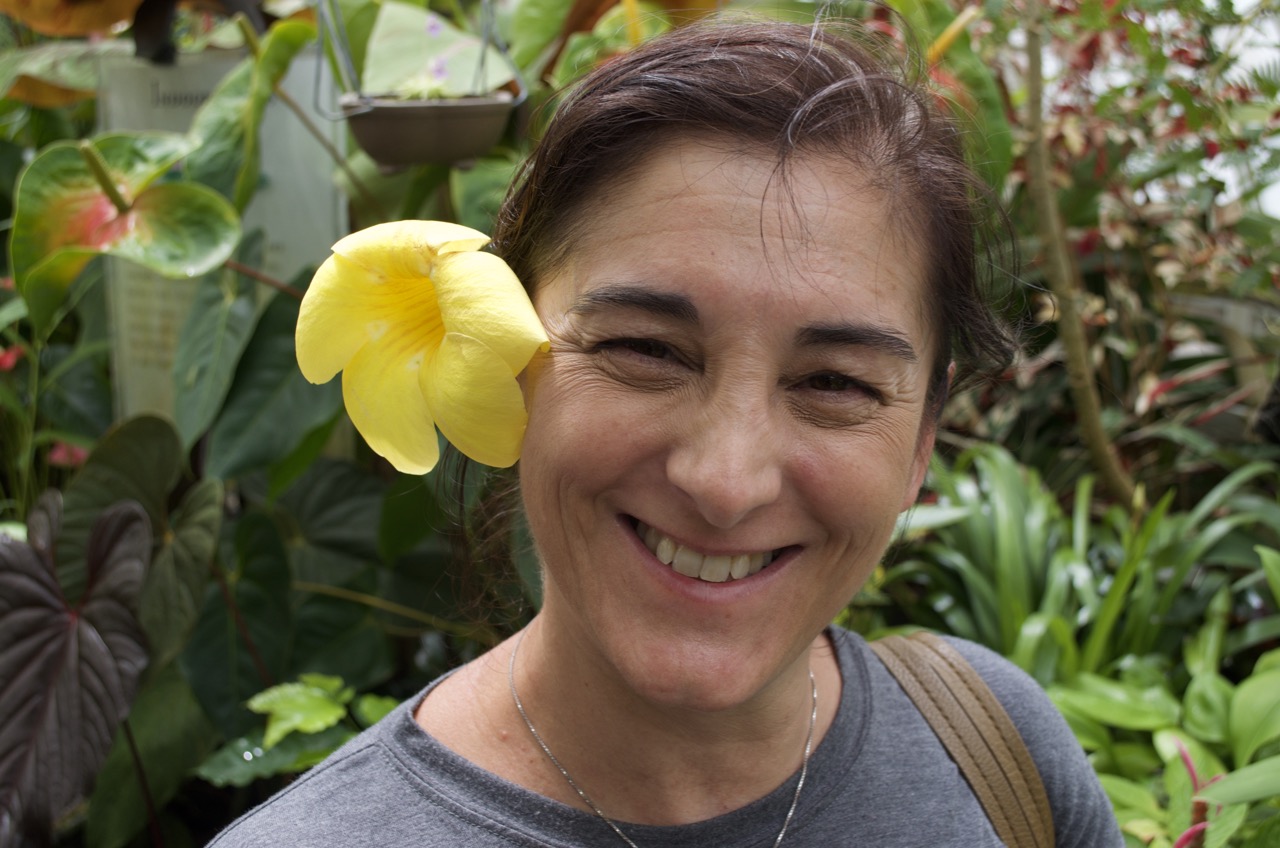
[{"xmin": 493, "ymin": 613, "xmax": 842, "ymax": 825}]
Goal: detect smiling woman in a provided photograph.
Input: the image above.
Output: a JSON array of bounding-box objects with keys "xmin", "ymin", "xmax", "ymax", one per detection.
[{"xmin": 213, "ymin": 16, "xmax": 1122, "ymax": 848}]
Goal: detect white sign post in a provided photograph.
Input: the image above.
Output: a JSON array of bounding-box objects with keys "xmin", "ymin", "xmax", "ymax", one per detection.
[{"xmin": 97, "ymin": 47, "xmax": 347, "ymax": 422}]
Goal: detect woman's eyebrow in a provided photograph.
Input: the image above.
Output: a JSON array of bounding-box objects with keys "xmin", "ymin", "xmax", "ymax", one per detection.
[
  {"xmin": 796, "ymin": 324, "xmax": 919, "ymax": 363},
  {"xmin": 569, "ymin": 284, "xmax": 700, "ymax": 324}
]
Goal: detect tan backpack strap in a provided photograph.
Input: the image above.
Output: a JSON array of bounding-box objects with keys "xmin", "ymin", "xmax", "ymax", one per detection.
[{"xmin": 869, "ymin": 632, "xmax": 1055, "ymax": 848}]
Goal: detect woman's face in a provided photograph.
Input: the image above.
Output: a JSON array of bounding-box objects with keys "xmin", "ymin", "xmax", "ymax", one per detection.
[{"xmin": 519, "ymin": 137, "xmax": 937, "ymax": 711}]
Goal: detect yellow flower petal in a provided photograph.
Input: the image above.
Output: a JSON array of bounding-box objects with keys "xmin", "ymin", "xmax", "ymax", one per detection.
[
  {"xmin": 434, "ymin": 250, "xmax": 550, "ymax": 375},
  {"xmin": 296, "ymin": 219, "xmax": 548, "ymax": 471},
  {"xmin": 343, "ymin": 338, "xmax": 441, "ymax": 475},
  {"xmin": 421, "ymin": 333, "xmax": 528, "ymax": 468},
  {"xmin": 332, "ymin": 220, "xmax": 490, "ymax": 275},
  {"xmin": 297, "ymin": 253, "xmax": 386, "ymax": 383}
]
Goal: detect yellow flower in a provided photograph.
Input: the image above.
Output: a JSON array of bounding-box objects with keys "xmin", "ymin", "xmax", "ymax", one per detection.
[{"xmin": 296, "ymin": 221, "xmax": 549, "ymax": 474}]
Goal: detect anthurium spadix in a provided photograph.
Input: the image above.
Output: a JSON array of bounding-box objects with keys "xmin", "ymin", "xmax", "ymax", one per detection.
[
  {"xmin": 9, "ymin": 131, "xmax": 241, "ymax": 337},
  {"xmin": 296, "ymin": 221, "xmax": 549, "ymax": 475}
]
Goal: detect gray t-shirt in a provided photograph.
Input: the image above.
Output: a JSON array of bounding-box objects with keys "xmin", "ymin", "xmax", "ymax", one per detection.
[{"xmin": 209, "ymin": 628, "xmax": 1121, "ymax": 847}]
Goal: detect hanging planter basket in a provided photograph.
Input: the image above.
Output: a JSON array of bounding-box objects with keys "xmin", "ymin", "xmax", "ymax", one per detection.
[
  {"xmin": 340, "ymin": 91, "xmax": 515, "ymax": 167},
  {"xmin": 320, "ymin": 0, "xmax": 524, "ymax": 168}
]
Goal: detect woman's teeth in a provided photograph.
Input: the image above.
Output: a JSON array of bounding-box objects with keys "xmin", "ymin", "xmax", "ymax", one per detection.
[{"xmin": 637, "ymin": 522, "xmax": 773, "ymax": 582}]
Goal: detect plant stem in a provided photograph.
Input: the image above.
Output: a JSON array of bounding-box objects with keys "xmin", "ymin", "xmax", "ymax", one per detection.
[
  {"xmin": 122, "ymin": 719, "xmax": 165, "ymax": 848},
  {"xmin": 78, "ymin": 141, "xmax": 130, "ymax": 215},
  {"xmin": 1023, "ymin": 19, "xmax": 1135, "ymax": 505},
  {"xmin": 224, "ymin": 259, "xmax": 304, "ymax": 301},
  {"xmin": 293, "ymin": 580, "xmax": 500, "ymax": 646},
  {"xmin": 235, "ymin": 13, "xmax": 262, "ymax": 55},
  {"xmin": 212, "ymin": 562, "xmax": 275, "ymax": 687}
]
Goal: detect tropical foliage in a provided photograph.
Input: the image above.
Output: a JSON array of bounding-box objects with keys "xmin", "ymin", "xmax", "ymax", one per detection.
[{"xmin": 0, "ymin": 0, "xmax": 1277, "ymax": 846}]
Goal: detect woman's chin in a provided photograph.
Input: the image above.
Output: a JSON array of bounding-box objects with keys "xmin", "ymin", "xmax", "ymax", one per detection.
[{"xmin": 603, "ymin": 637, "xmax": 810, "ymax": 716}]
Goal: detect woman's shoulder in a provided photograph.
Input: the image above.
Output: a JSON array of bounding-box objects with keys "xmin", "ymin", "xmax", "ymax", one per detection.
[{"xmin": 829, "ymin": 627, "xmax": 1123, "ymax": 848}]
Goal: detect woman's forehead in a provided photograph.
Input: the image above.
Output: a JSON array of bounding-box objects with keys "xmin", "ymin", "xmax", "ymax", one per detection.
[{"xmin": 533, "ymin": 138, "xmax": 933, "ymax": 356}]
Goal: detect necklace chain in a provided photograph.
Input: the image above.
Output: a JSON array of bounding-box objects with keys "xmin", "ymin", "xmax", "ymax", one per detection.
[{"xmin": 508, "ymin": 631, "xmax": 817, "ymax": 848}]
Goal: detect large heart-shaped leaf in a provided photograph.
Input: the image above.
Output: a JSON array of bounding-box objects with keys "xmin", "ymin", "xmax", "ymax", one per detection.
[
  {"xmin": 10, "ymin": 132, "xmax": 241, "ymax": 336},
  {"xmin": 58, "ymin": 415, "xmax": 182, "ymax": 604},
  {"xmin": 278, "ymin": 459, "xmax": 384, "ymax": 563},
  {"xmin": 181, "ymin": 513, "xmax": 291, "ymax": 739},
  {"xmin": 186, "ymin": 20, "xmax": 318, "ymax": 212},
  {"xmin": 0, "ymin": 492, "xmax": 150, "ymax": 845},
  {"xmin": 138, "ymin": 478, "xmax": 224, "ymax": 673},
  {"xmin": 205, "ymin": 284, "xmax": 342, "ymax": 481},
  {"xmin": 172, "ymin": 233, "xmax": 264, "ymax": 450}
]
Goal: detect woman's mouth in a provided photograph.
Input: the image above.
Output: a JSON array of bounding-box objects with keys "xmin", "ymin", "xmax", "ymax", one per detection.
[{"xmin": 634, "ymin": 520, "xmax": 784, "ymax": 583}]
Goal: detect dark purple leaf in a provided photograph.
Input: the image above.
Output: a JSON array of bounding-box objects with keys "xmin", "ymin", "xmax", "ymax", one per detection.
[{"xmin": 0, "ymin": 496, "xmax": 150, "ymax": 845}]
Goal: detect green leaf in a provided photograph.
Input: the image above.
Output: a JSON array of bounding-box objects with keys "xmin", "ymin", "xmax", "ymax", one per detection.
[
  {"xmin": 187, "ymin": 20, "xmax": 317, "ymax": 212},
  {"xmin": 450, "ymin": 154, "xmax": 521, "ymax": 233},
  {"xmin": 171, "ymin": 236, "xmax": 263, "ymax": 450},
  {"xmin": 58, "ymin": 415, "xmax": 182, "ymax": 603},
  {"xmin": 0, "ymin": 40, "xmax": 133, "ymax": 95},
  {"xmin": 1048, "ymin": 674, "xmax": 1181, "ymax": 731},
  {"xmin": 1183, "ymin": 673, "xmax": 1235, "ymax": 746},
  {"xmin": 138, "ymin": 479, "xmax": 223, "ymax": 673},
  {"xmin": 507, "ymin": 0, "xmax": 574, "ymax": 72},
  {"xmin": 1198, "ymin": 755, "xmax": 1280, "ymax": 806},
  {"xmin": 205, "ymin": 286, "xmax": 342, "ymax": 481},
  {"xmin": 1230, "ymin": 668, "xmax": 1280, "ymax": 766},
  {"xmin": 36, "ymin": 338, "xmax": 113, "ymax": 439},
  {"xmin": 84, "ymin": 667, "xmax": 215, "ymax": 848},
  {"xmin": 291, "ymin": 592, "xmax": 394, "ymax": 691},
  {"xmin": 0, "ymin": 295, "xmax": 27, "ymax": 329},
  {"xmin": 278, "ymin": 459, "xmax": 384, "ymax": 562},
  {"xmin": 1098, "ymin": 774, "xmax": 1164, "ymax": 820},
  {"xmin": 1258, "ymin": 546, "xmax": 1280, "ymax": 607},
  {"xmin": 196, "ymin": 724, "xmax": 353, "ymax": 787},
  {"xmin": 363, "ymin": 2, "xmax": 514, "ymax": 97},
  {"xmin": 247, "ymin": 678, "xmax": 352, "ymax": 748},
  {"xmin": 181, "ymin": 513, "xmax": 292, "ymax": 738},
  {"xmin": 185, "ymin": 60, "xmax": 254, "ymax": 202},
  {"xmin": 1233, "ymin": 808, "xmax": 1280, "ymax": 848},
  {"xmin": 353, "ymin": 694, "xmax": 399, "ymax": 728},
  {"xmin": 11, "ymin": 133, "xmax": 241, "ymax": 336},
  {"xmin": 265, "ymin": 414, "xmax": 341, "ymax": 501},
  {"xmin": 1204, "ymin": 803, "xmax": 1248, "ymax": 848},
  {"xmin": 1155, "ymin": 730, "xmax": 1228, "ymax": 837},
  {"xmin": 378, "ymin": 473, "xmax": 447, "ymax": 562},
  {"xmin": 1256, "ymin": 648, "xmax": 1280, "ymax": 676}
]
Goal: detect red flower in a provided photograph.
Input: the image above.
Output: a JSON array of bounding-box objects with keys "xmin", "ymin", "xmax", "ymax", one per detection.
[
  {"xmin": 48, "ymin": 441, "xmax": 89, "ymax": 468},
  {"xmin": 0, "ymin": 346, "xmax": 23, "ymax": 371}
]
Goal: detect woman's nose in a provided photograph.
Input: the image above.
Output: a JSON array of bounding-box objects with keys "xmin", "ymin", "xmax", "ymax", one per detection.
[{"xmin": 664, "ymin": 394, "xmax": 785, "ymax": 529}]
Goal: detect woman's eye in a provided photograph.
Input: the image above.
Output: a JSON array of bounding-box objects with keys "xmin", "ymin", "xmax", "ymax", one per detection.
[
  {"xmin": 597, "ymin": 338, "xmax": 675, "ymax": 361},
  {"xmin": 805, "ymin": 372, "xmax": 860, "ymax": 392}
]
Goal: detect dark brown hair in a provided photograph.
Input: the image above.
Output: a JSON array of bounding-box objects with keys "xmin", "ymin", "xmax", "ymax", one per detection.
[{"xmin": 493, "ymin": 17, "xmax": 1018, "ymax": 409}]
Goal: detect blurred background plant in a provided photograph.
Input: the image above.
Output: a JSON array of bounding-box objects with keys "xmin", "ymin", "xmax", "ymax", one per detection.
[{"xmin": 0, "ymin": 0, "xmax": 1277, "ymax": 846}]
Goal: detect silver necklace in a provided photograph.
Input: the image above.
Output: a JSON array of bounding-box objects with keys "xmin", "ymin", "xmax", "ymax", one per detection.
[{"xmin": 508, "ymin": 631, "xmax": 818, "ymax": 848}]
